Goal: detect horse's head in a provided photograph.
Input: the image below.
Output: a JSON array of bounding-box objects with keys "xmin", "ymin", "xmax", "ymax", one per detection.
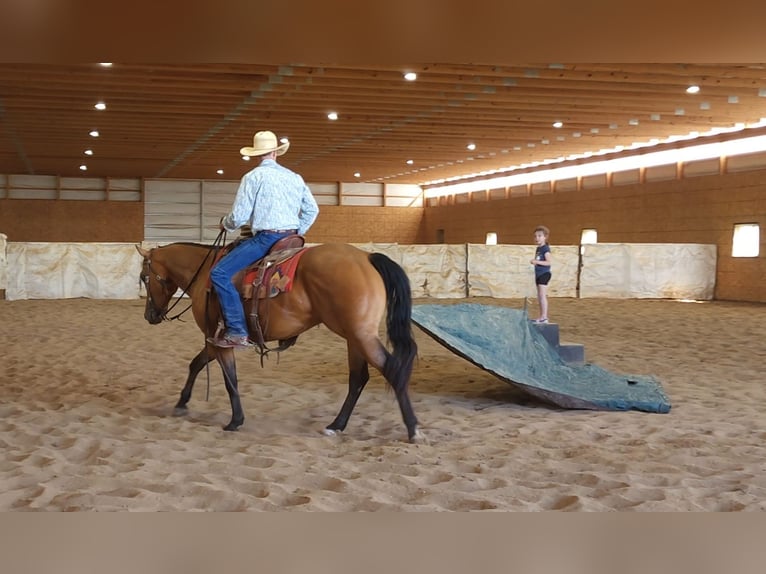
[{"xmin": 136, "ymin": 245, "xmax": 179, "ymax": 324}]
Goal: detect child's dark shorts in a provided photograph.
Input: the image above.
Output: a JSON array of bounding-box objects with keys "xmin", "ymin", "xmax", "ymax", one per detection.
[{"xmin": 535, "ymin": 272, "xmax": 551, "ymax": 286}]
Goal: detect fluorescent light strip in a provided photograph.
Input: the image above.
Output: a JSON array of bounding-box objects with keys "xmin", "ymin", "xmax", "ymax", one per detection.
[{"xmin": 425, "ymin": 132, "xmax": 766, "ymax": 198}]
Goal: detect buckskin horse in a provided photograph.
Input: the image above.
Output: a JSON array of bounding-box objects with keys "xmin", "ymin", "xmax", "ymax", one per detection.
[{"xmin": 136, "ymin": 241, "xmax": 422, "ymax": 442}]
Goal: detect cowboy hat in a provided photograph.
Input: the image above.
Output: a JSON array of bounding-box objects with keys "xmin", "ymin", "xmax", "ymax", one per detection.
[{"xmin": 239, "ymin": 130, "xmax": 290, "ymax": 157}]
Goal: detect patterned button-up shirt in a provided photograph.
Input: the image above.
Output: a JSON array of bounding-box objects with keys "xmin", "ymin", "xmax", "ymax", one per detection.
[{"xmin": 222, "ymin": 159, "xmax": 319, "ymax": 235}]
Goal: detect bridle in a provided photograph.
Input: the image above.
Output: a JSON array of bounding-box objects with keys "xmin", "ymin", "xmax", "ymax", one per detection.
[
  {"xmin": 139, "ymin": 236, "xmax": 226, "ymax": 402},
  {"xmin": 140, "ymin": 256, "xmax": 193, "ymax": 321},
  {"xmin": 139, "ymin": 233, "xmax": 226, "ymax": 324}
]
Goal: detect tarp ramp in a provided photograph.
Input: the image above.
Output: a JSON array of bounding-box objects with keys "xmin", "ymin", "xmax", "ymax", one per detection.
[{"xmin": 411, "ymin": 303, "xmax": 671, "ymax": 414}]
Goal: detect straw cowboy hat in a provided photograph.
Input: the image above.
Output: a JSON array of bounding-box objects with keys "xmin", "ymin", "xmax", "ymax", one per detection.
[{"xmin": 240, "ymin": 130, "xmax": 290, "ymax": 157}]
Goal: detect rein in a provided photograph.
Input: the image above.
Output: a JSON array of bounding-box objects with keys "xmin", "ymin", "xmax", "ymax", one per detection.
[
  {"xmin": 142, "ymin": 232, "xmax": 225, "ymax": 322},
  {"xmin": 203, "ymin": 228, "xmax": 227, "ymax": 400},
  {"xmin": 143, "ymin": 259, "xmax": 193, "ymax": 321},
  {"xmin": 142, "ymin": 230, "xmax": 228, "ymax": 403}
]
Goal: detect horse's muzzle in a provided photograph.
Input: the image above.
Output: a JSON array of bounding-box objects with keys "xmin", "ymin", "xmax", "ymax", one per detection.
[{"xmin": 145, "ymin": 309, "xmax": 163, "ymax": 324}]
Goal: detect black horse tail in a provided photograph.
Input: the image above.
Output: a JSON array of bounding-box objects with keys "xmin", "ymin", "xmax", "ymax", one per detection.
[{"xmin": 368, "ymin": 252, "xmax": 418, "ymax": 390}]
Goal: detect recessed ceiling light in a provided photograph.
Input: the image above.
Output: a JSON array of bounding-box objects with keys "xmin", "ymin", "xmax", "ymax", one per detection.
[
  {"xmin": 279, "ymin": 137, "xmax": 289, "ymax": 144},
  {"xmin": 216, "ymin": 169, "xmax": 224, "ymax": 175},
  {"xmin": 686, "ymin": 85, "xmax": 700, "ymax": 94},
  {"xmin": 94, "ymin": 102, "xmax": 106, "ymax": 110},
  {"xmin": 99, "ymin": 63, "xmax": 113, "ymax": 67},
  {"xmin": 242, "ymin": 155, "xmax": 250, "ymax": 161},
  {"xmin": 353, "ymin": 172, "xmax": 361, "ymax": 178},
  {"xmin": 552, "ymin": 121, "xmax": 563, "ymax": 128},
  {"xmin": 79, "ymin": 165, "xmax": 87, "ymax": 171},
  {"xmin": 89, "ymin": 130, "xmax": 99, "ymax": 137},
  {"xmin": 327, "ymin": 112, "xmax": 338, "ymax": 120},
  {"xmin": 84, "ymin": 149, "xmax": 93, "ymax": 156},
  {"xmin": 466, "ymin": 143, "xmax": 476, "ymax": 151},
  {"xmin": 403, "ymin": 72, "xmax": 417, "ymax": 81},
  {"xmin": 406, "ymin": 159, "xmax": 414, "ymax": 165}
]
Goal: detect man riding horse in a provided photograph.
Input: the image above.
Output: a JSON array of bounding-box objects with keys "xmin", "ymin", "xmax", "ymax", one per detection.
[{"xmin": 209, "ymin": 130, "xmax": 319, "ymax": 349}]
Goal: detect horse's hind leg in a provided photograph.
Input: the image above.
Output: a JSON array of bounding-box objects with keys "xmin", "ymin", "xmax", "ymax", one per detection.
[
  {"xmin": 324, "ymin": 346, "xmax": 369, "ymax": 435},
  {"xmin": 382, "ymin": 351, "xmax": 420, "ymax": 442},
  {"xmin": 174, "ymin": 348, "xmax": 214, "ymax": 415}
]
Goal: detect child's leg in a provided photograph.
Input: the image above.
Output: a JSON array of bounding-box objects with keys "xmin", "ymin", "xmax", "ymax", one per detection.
[{"xmin": 537, "ymin": 284, "xmax": 548, "ymax": 320}]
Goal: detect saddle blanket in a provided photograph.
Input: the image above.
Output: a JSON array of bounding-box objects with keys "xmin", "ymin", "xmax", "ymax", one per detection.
[{"xmin": 244, "ymin": 247, "xmax": 308, "ymax": 299}]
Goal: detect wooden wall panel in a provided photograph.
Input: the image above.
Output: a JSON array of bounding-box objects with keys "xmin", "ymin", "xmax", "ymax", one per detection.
[{"xmin": 0, "ymin": 199, "xmax": 144, "ymax": 242}]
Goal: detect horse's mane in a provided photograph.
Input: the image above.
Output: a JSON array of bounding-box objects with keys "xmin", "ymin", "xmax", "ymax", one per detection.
[{"xmin": 160, "ymin": 242, "xmax": 220, "ymax": 251}]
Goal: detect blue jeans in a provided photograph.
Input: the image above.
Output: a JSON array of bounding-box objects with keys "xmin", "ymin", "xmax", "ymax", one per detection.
[{"xmin": 210, "ymin": 231, "xmax": 290, "ymax": 337}]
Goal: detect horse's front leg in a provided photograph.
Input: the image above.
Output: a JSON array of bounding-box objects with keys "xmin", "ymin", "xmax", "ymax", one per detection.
[
  {"xmin": 174, "ymin": 348, "xmax": 213, "ymax": 415},
  {"xmin": 215, "ymin": 347, "xmax": 245, "ymax": 431}
]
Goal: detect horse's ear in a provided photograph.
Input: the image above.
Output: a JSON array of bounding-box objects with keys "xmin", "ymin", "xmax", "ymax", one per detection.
[{"xmin": 136, "ymin": 245, "xmax": 150, "ymax": 258}]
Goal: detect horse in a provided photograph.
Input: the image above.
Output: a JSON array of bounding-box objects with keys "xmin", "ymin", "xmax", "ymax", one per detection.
[{"xmin": 136, "ymin": 241, "xmax": 422, "ymax": 442}]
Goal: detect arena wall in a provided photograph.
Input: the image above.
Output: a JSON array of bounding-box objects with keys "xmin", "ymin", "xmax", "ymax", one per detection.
[
  {"xmin": 421, "ymin": 169, "xmax": 766, "ymax": 303},
  {"xmin": 1, "ymin": 168, "xmax": 764, "ymax": 302}
]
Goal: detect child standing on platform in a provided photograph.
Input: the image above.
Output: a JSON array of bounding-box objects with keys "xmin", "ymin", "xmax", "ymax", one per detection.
[{"xmin": 530, "ymin": 225, "xmax": 552, "ymax": 323}]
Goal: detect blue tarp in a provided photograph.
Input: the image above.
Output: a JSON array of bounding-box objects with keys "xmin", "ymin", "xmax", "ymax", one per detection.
[{"xmin": 411, "ymin": 303, "xmax": 671, "ymax": 413}]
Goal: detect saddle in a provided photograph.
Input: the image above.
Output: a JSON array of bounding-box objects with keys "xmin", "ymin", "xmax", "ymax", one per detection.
[
  {"xmin": 215, "ymin": 233, "xmax": 308, "ymax": 362},
  {"xmin": 239, "ymin": 235, "xmax": 307, "ymax": 300}
]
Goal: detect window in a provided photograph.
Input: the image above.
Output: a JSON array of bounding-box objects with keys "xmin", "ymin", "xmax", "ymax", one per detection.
[
  {"xmin": 580, "ymin": 228, "xmax": 598, "ymax": 255},
  {"xmin": 581, "ymin": 229, "xmax": 598, "ymax": 244},
  {"xmin": 485, "ymin": 232, "xmax": 497, "ymax": 245},
  {"xmin": 732, "ymin": 224, "xmax": 760, "ymax": 257}
]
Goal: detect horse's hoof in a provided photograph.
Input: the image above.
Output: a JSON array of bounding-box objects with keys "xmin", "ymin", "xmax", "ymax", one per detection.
[
  {"xmin": 409, "ymin": 428, "xmax": 428, "ymax": 444},
  {"xmin": 322, "ymin": 427, "xmax": 340, "ymax": 436},
  {"xmin": 223, "ymin": 422, "xmax": 243, "ymax": 431},
  {"xmin": 173, "ymin": 406, "xmax": 188, "ymax": 417}
]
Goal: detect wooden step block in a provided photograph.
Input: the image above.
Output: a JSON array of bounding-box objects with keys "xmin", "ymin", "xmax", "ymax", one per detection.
[
  {"xmin": 558, "ymin": 343, "xmax": 586, "ymax": 365},
  {"xmin": 531, "ymin": 321, "xmax": 560, "ymax": 347},
  {"xmin": 531, "ymin": 321, "xmax": 585, "ymax": 365}
]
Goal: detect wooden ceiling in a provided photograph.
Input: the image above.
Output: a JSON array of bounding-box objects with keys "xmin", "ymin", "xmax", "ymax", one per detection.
[{"xmin": 2, "ymin": 63, "xmax": 766, "ymax": 186}]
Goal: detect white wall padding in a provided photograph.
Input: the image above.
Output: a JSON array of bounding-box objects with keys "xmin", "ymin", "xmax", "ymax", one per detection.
[
  {"xmin": 467, "ymin": 244, "xmax": 579, "ymax": 298},
  {"xmin": 400, "ymin": 244, "xmax": 467, "ymax": 298},
  {"xmin": 2, "ymin": 240, "xmax": 717, "ymax": 301},
  {"xmin": 0, "ymin": 233, "xmax": 7, "ymax": 291},
  {"xmin": 5, "ymin": 243, "xmax": 142, "ymax": 300},
  {"xmin": 580, "ymin": 243, "xmax": 717, "ymax": 300},
  {"xmin": 350, "ymin": 242, "xmax": 403, "ymax": 265},
  {"xmin": 351, "ymin": 243, "xmax": 466, "ymax": 298}
]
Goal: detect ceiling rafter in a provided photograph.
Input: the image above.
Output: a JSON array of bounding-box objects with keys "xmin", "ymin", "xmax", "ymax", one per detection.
[{"xmin": 1, "ymin": 63, "xmax": 765, "ymax": 183}]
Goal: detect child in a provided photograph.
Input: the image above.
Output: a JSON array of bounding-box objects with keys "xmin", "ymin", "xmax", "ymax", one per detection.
[{"xmin": 529, "ymin": 225, "xmax": 552, "ymax": 323}]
